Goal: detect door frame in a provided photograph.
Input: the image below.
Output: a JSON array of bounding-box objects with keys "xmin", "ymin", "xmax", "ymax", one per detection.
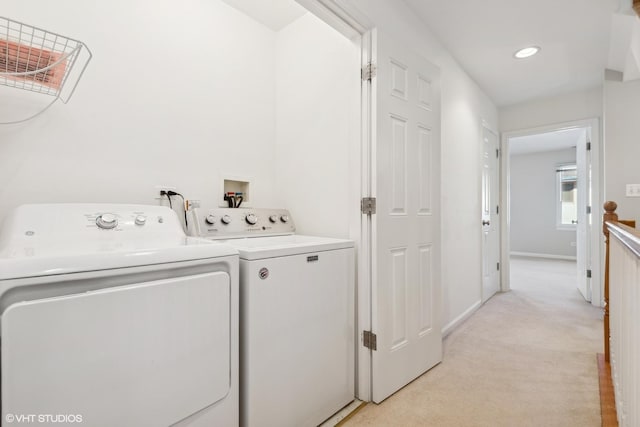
[
  {"xmin": 295, "ymin": 0, "xmax": 374, "ymax": 401},
  {"xmin": 500, "ymin": 118, "xmax": 602, "ymax": 306},
  {"xmin": 481, "ymin": 119, "xmax": 501, "ymax": 302}
]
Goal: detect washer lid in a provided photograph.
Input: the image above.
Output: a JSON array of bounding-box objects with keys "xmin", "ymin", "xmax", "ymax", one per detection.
[
  {"xmin": 219, "ymin": 234, "xmax": 354, "ymax": 260},
  {"xmin": 0, "ymin": 204, "xmax": 238, "ymax": 280}
]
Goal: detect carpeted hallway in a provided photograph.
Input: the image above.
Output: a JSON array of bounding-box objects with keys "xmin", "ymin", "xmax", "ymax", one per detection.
[{"xmin": 344, "ymin": 257, "xmax": 603, "ymax": 427}]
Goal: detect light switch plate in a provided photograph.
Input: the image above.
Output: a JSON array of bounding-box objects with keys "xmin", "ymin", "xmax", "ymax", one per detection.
[{"xmin": 626, "ymin": 184, "xmax": 640, "ymax": 197}]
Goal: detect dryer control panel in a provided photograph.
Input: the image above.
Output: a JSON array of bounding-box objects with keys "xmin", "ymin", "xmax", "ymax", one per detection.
[
  {"xmin": 188, "ymin": 208, "xmax": 295, "ymax": 239},
  {"xmin": 0, "ymin": 204, "xmax": 190, "ymax": 260}
]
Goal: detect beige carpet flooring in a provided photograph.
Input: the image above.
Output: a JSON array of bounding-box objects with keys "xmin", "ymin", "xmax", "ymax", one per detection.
[{"xmin": 344, "ymin": 257, "xmax": 603, "ymax": 427}]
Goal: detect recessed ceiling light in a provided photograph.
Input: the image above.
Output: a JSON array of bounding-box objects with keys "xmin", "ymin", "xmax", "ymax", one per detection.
[{"xmin": 514, "ymin": 46, "xmax": 540, "ymax": 59}]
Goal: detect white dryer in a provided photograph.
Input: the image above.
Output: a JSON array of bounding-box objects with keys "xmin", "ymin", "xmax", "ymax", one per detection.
[
  {"xmin": 189, "ymin": 207, "xmax": 355, "ymax": 427},
  {"xmin": 0, "ymin": 204, "xmax": 239, "ymax": 427}
]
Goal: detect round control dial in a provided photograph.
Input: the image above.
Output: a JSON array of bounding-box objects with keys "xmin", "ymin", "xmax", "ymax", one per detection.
[
  {"xmin": 245, "ymin": 214, "xmax": 258, "ymax": 225},
  {"xmin": 280, "ymin": 214, "xmax": 290, "ymax": 223},
  {"xmin": 96, "ymin": 213, "xmax": 118, "ymax": 229},
  {"xmin": 221, "ymin": 215, "xmax": 232, "ymax": 225},
  {"xmin": 269, "ymin": 215, "xmax": 278, "ymax": 223},
  {"xmin": 134, "ymin": 215, "xmax": 147, "ymax": 226},
  {"xmin": 205, "ymin": 215, "xmax": 217, "ymax": 225}
]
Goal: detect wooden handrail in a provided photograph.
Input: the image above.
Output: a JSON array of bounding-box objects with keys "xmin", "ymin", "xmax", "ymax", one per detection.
[
  {"xmin": 607, "ymin": 222, "xmax": 640, "ymax": 258},
  {"xmin": 603, "ymin": 202, "xmax": 617, "ymax": 363},
  {"xmin": 602, "ymin": 201, "xmax": 637, "ymax": 362}
]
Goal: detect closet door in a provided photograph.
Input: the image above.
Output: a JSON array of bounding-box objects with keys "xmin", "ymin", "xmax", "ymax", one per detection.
[{"xmin": 370, "ymin": 29, "xmax": 442, "ymax": 403}]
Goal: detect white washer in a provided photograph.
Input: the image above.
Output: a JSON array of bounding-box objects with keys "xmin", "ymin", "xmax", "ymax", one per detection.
[
  {"xmin": 0, "ymin": 204, "xmax": 239, "ymax": 427},
  {"xmin": 190, "ymin": 207, "xmax": 355, "ymax": 427}
]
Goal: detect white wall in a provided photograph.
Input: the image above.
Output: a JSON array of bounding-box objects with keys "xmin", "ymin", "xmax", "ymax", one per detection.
[
  {"xmin": 510, "ymin": 148, "xmax": 577, "ymax": 258},
  {"xmin": 274, "ymin": 13, "xmax": 360, "ymax": 239},
  {"xmin": 1, "ymin": 0, "xmax": 502, "ymax": 335},
  {"xmin": 604, "ymin": 74, "xmax": 640, "ymax": 223},
  {"xmin": 0, "ymin": 1, "xmax": 359, "ymax": 241},
  {"xmin": 345, "ymin": 0, "xmax": 499, "ymax": 332},
  {"xmin": 500, "ymin": 87, "xmax": 603, "ymax": 132},
  {"xmin": 0, "ymin": 0, "xmax": 279, "ymax": 221}
]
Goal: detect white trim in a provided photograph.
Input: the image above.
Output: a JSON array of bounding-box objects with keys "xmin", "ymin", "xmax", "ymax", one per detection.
[
  {"xmin": 296, "ymin": 0, "xmax": 372, "ymax": 401},
  {"xmin": 441, "ymin": 300, "xmax": 482, "ymax": 338},
  {"xmin": 356, "ymin": 29, "xmax": 373, "ymax": 403},
  {"xmin": 295, "ymin": 0, "xmax": 367, "ymax": 39},
  {"xmin": 499, "ymin": 133, "xmax": 511, "ymax": 292},
  {"xmin": 510, "ymin": 251, "xmax": 577, "ymax": 261},
  {"xmin": 318, "ymin": 399, "xmax": 365, "ymax": 427},
  {"xmin": 588, "ymin": 119, "xmax": 603, "ymax": 308},
  {"xmin": 501, "ymin": 117, "xmax": 603, "ymax": 307},
  {"xmin": 556, "ymin": 226, "xmax": 578, "ymax": 231},
  {"xmin": 502, "ymin": 120, "xmax": 592, "ymax": 138}
]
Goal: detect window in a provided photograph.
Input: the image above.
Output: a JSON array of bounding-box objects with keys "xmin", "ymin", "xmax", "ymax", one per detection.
[{"xmin": 557, "ymin": 164, "xmax": 577, "ymax": 229}]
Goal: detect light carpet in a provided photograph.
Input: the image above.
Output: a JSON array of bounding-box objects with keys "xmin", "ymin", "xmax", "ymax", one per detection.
[{"xmin": 344, "ymin": 257, "xmax": 603, "ymax": 427}]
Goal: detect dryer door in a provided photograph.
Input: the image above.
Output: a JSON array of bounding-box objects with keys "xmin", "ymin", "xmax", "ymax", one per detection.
[{"xmin": 2, "ymin": 271, "xmax": 230, "ymax": 427}]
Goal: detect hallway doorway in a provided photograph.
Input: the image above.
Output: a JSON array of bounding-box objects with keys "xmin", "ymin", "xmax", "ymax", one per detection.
[{"xmin": 501, "ymin": 118, "xmax": 602, "ymax": 307}]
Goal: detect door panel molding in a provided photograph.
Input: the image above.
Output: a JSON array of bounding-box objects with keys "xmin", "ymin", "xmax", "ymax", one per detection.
[{"xmin": 371, "ymin": 29, "xmax": 442, "ymax": 403}]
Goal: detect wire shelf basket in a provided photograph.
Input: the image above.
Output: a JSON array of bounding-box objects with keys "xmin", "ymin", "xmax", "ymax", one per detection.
[{"xmin": 0, "ymin": 16, "xmax": 92, "ymax": 123}]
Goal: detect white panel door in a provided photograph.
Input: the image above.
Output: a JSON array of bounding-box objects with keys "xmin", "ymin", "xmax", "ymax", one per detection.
[
  {"xmin": 482, "ymin": 125, "xmax": 500, "ymax": 302},
  {"xmin": 371, "ymin": 30, "xmax": 442, "ymax": 403},
  {"xmin": 576, "ymin": 128, "xmax": 590, "ymax": 301}
]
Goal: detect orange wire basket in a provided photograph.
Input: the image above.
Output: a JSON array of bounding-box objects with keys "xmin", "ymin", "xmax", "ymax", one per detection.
[{"xmin": 0, "ymin": 16, "xmax": 91, "ymax": 103}]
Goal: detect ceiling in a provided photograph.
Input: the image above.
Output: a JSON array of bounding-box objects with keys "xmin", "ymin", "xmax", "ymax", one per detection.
[
  {"xmin": 509, "ymin": 128, "xmax": 585, "ymax": 155},
  {"xmin": 220, "ymin": 0, "xmax": 307, "ymax": 31},
  {"xmin": 404, "ymin": 0, "xmax": 620, "ymax": 106}
]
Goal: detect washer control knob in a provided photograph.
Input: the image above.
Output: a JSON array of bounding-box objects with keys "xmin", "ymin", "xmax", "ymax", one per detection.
[
  {"xmin": 269, "ymin": 215, "xmax": 278, "ymax": 223},
  {"xmin": 134, "ymin": 215, "xmax": 147, "ymax": 226},
  {"xmin": 205, "ymin": 215, "xmax": 217, "ymax": 225},
  {"xmin": 246, "ymin": 214, "xmax": 258, "ymax": 225},
  {"xmin": 280, "ymin": 214, "xmax": 290, "ymax": 223},
  {"xmin": 96, "ymin": 213, "xmax": 118, "ymax": 229},
  {"xmin": 221, "ymin": 215, "xmax": 232, "ymax": 225}
]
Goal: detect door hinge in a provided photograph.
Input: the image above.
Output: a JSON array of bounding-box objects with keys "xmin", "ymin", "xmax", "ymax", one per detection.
[
  {"xmin": 363, "ymin": 330, "xmax": 377, "ymax": 351},
  {"xmin": 496, "ymin": 205, "xmax": 499, "ymax": 215},
  {"xmin": 587, "ymin": 141, "xmax": 591, "ymax": 151},
  {"xmin": 361, "ymin": 62, "xmax": 377, "ymax": 81},
  {"xmin": 587, "ymin": 269, "xmax": 592, "ymax": 278},
  {"xmin": 361, "ymin": 197, "xmax": 376, "ymax": 215},
  {"xmin": 496, "ymin": 148, "xmax": 500, "ymax": 158},
  {"xmin": 497, "ymin": 262, "xmax": 500, "ymax": 271},
  {"xmin": 586, "ymin": 205, "xmax": 591, "ymax": 215}
]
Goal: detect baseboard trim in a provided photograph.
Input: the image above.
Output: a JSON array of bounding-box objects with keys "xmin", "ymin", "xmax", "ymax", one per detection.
[
  {"xmin": 441, "ymin": 300, "xmax": 482, "ymax": 338},
  {"xmin": 323, "ymin": 400, "xmax": 367, "ymax": 427},
  {"xmin": 510, "ymin": 251, "xmax": 576, "ymax": 261}
]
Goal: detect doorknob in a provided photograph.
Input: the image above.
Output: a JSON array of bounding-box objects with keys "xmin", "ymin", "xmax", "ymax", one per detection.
[{"xmin": 482, "ymin": 220, "xmax": 490, "ymax": 226}]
